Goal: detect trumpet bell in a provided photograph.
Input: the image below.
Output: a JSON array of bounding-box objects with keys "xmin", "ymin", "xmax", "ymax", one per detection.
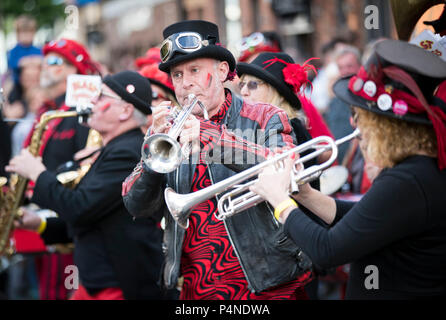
[
  {"xmin": 142, "ymin": 133, "xmax": 183, "ymax": 174},
  {"xmin": 164, "ymin": 187, "xmax": 190, "ymax": 229}
]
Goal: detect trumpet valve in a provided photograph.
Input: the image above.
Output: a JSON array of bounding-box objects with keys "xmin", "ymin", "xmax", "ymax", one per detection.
[{"xmin": 289, "ymin": 172, "xmax": 299, "ymax": 195}]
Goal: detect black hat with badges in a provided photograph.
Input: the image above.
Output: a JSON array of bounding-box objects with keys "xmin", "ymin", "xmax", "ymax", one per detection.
[
  {"xmin": 237, "ymin": 52, "xmax": 318, "ymax": 110},
  {"xmin": 333, "ymin": 39, "xmax": 446, "ymax": 169}
]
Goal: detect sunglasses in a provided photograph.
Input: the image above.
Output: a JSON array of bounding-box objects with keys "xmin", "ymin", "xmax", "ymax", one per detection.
[
  {"xmin": 160, "ymin": 32, "xmax": 214, "ymax": 63},
  {"xmin": 238, "ymin": 80, "xmax": 264, "ymax": 91},
  {"xmin": 92, "ymin": 91, "xmax": 122, "ymax": 104},
  {"xmin": 45, "ymin": 56, "xmax": 65, "ymax": 66}
]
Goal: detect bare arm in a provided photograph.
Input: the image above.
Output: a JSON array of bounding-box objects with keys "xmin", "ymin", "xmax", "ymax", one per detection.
[{"xmin": 290, "ymin": 186, "xmax": 337, "ymax": 225}]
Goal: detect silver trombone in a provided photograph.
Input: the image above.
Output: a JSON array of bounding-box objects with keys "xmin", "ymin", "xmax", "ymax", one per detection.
[
  {"xmin": 141, "ymin": 94, "xmax": 208, "ymax": 174},
  {"xmin": 165, "ymin": 129, "xmax": 361, "ymax": 228}
]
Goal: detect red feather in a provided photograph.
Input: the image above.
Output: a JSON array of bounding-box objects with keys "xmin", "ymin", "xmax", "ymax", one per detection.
[
  {"xmin": 263, "ymin": 57, "xmax": 319, "ymax": 93},
  {"xmin": 283, "ymin": 58, "xmax": 319, "ymax": 93},
  {"xmin": 283, "ymin": 63, "xmax": 309, "ymax": 93}
]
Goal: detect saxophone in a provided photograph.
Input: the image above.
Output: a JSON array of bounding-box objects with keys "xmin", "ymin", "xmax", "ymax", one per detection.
[{"xmin": 0, "ymin": 110, "xmax": 79, "ymax": 256}]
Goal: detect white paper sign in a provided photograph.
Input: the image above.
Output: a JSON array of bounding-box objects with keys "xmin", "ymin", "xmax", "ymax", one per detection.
[
  {"xmin": 410, "ymin": 30, "xmax": 446, "ymax": 61},
  {"xmin": 65, "ymin": 74, "xmax": 102, "ymax": 107}
]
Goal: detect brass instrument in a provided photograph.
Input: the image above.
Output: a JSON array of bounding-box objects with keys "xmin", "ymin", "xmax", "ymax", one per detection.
[
  {"xmin": 0, "ymin": 110, "xmax": 80, "ymax": 256},
  {"xmin": 141, "ymin": 93, "xmax": 208, "ymax": 174},
  {"xmin": 165, "ymin": 129, "xmax": 360, "ymax": 229},
  {"xmin": 56, "ymin": 128, "xmax": 102, "ymax": 188},
  {"xmin": 390, "ymin": 0, "xmax": 445, "ymax": 40}
]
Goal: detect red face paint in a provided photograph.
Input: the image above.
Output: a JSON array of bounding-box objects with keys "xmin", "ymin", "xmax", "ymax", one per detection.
[
  {"xmin": 206, "ymin": 73, "xmax": 212, "ymax": 88},
  {"xmin": 99, "ymin": 102, "xmax": 111, "ymax": 112}
]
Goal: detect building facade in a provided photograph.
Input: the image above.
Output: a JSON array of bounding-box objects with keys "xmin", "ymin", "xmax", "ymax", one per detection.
[{"xmin": 74, "ymin": 0, "xmax": 441, "ymax": 72}]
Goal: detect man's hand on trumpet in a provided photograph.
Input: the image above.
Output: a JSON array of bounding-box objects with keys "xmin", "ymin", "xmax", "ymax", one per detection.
[
  {"xmin": 151, "ymin": 100, "xmax": 201, "ymax": 155},
  {"xmin": 151, "ymin": 101, "xmax": 174, "ymax": 134},
  {"xmin": 179, "ymin": 114, "xmax": 201, "ymax": 156}
]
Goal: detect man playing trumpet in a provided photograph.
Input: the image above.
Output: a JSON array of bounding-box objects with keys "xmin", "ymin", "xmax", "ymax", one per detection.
[{"xmin": 122, "ymin": 20, "xmax": 314, "ymax": 300}]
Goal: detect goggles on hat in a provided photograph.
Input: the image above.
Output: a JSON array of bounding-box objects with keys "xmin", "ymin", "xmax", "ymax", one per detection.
[
  {"xmin": 160, "ymin": 32, "xmax": 212, "ymax": 63},
  {"xmin": 238, "ymin": 32, "xmax": 266, "ymax": 52}
]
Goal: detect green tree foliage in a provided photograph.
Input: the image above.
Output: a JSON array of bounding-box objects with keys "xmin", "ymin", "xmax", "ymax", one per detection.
[{"xmin": 0, "ymin": 0, "xmax": 65, "ymax": 31}]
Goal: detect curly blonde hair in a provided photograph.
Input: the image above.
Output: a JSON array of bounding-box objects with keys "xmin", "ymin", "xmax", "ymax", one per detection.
[{"xmin": 354, "ymin": 107, "xmax": 437, "ymax": 168}]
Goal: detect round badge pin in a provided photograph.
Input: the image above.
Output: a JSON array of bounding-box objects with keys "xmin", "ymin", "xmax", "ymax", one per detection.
[
  {"xmin": 393, "ymin": 100, "xmax": 408, "ymax": 116},
  {"xmin": 377, "ymin": 93, "xmax": 393, "ymax": 111},
  {"xmin": 56, "ymin": 39, "xmax": 67, "ymax": 48},
  {"xmin": 363, "ymin": 80, "xmax": 377, "ymax": 97},
  {"xmin": 76, "ymin": 54, "xmax": 84, "ymax": 62},
  {"xmin": 126, "ymin": 84, "xmax": 135, "ymax": 94},
  {"xmin": 385, "ymin": 85, "xmax": 394, "ymax": 94}
]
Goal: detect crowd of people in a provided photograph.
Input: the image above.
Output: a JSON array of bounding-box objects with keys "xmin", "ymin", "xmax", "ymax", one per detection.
[{"xmin": 0, "ymin": 10, "xmax": 445, "ymax": 300}]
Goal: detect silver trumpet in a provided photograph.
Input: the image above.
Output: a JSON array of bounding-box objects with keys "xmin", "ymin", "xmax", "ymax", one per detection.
[
  {"xmin": 141, "ymin": 94, "xmax": 208, "ymax": 174},
  {"xmin": 165, "ymin": 129, "xmax": 361, "ymax": 228}
]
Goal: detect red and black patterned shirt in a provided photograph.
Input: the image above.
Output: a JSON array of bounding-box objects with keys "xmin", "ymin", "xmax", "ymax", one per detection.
[{"xmin": 179, "ymin": 91, "xmax": 312, "ymax": 300}]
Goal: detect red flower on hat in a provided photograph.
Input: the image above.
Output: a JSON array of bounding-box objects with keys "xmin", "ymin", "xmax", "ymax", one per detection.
[
  {"xmin": 263, "ymin": 57, "xmax": 319, "ymax": 94},
  {"xmin": 135, "ymin": 47, "xmax": 162, "ymax": 68}
]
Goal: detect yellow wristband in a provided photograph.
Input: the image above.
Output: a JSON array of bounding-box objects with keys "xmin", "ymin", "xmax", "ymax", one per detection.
[
  {"xmin": 274, "ymin": 198, "xmax": 298, "ymax": 221},
  {"xmin": 36, "ymin": 217, "xmax": 47, "ymax": 234}
]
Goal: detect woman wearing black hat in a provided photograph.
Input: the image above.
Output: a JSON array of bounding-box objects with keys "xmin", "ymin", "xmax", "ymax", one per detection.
[
  {"xmin": 7, "ymin": 71, "xmax": 172, "ymax": 300},
  {"xmin": 237, "ymin": 52, "xmax": 334, "ymax": 157},
  {"xmin": 237, "ymin": 52, "xmax": 335, "ymax": 188},
  {"xmin": 249, "ymin": 40, "xmax": 446, "ymax": 299}
]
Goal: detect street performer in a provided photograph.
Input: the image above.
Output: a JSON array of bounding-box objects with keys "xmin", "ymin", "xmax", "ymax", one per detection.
[
  {"xmin": 249, "ymin": 39, "xmax": 446, "ymax": 299},
  {"xmin": 19, "ymin": 38, "xmax": 99, "ymax": 300},
  {"xmin": 7, "ymin": 71, "xmax": 169, "ymax": 300},
  {"xmin": 122, "ymin": 20, "xmax": 313, "ymax": 300}
]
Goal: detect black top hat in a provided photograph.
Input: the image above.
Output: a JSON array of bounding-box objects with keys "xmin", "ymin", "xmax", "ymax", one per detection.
[
  {"xmin": 158, "ymin": 20, "xmax": 236, "ymax": 75},
  {"xmin": 103, "ymin": 71, "xmax": 152, "ymax": 115},
  {"xmin": 237, "ymin": 52, "xmax": 316, "ymax": 110},
  {"xmin": 333, "ymin": 40, "xmax": 446, "ymax": 125}
]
